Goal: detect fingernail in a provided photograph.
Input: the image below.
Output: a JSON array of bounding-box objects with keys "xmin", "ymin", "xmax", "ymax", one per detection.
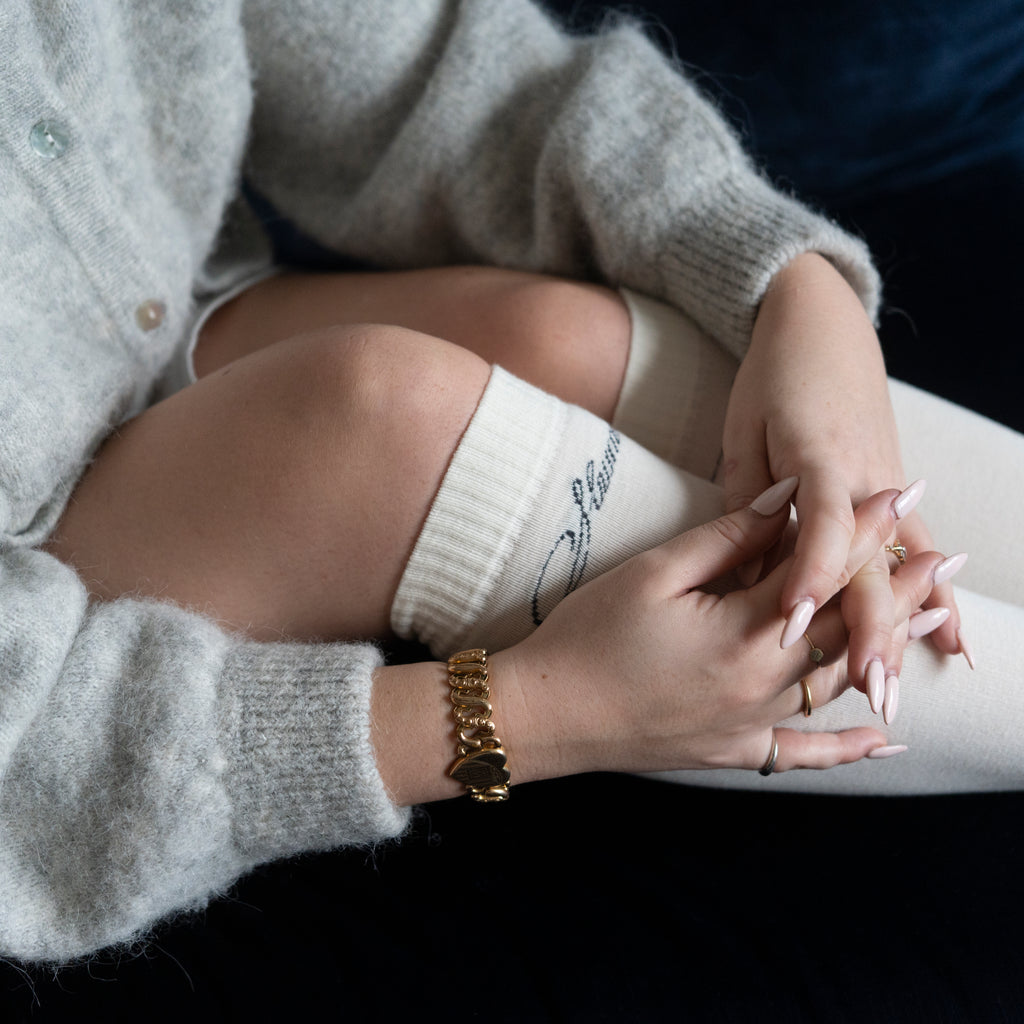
[
  {"xmin": 893, "ymin": 478, "xmax": 926, "ymax": 520},
  {"xmin": 866, "ymin": 744, "xmax": 909, "ymax": 760},
  {"xmin": 908, "ymin": 607, "xmax": 951, "ymax": 639},
  {"xmin": 883, "ymin": 674, "xmax": 899, "ymax": 725},
  {"xmin": 866, "ymin": 658, "xmax": 885, "ymax": 714},
  {"xmin": 736, "ymin": 555, "xmax": 763, "ymax": 587},
  {"xmin": 780, "ymin": 598, "xmax": 815, "ymax": 650},
  {"xmin": 750, "ymin": 476, "xmax": 799, "ymax": 516},
  {"xmin": 933, "ymin": 552, "xmax": 968, "ymax": 585},
  {"xmin": 956, "ymin": 626, "xmax": 976, "ymax": 670}
]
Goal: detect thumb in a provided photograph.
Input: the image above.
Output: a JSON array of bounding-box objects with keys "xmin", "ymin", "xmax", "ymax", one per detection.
[
  {"xmin": 721, "ymin": 437, "xmax": 776, "ymax": 515},
  {"xmin": 653, "ymin": 476, "xmax": 798, "ymax": 593},
  {"xmin": 721, "ymin": 445, "xmax": 778, "ymax": 585}
]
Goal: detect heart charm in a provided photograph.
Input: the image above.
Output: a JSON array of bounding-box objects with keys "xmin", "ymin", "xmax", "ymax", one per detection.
[{"xmin": 449, "ymin": 748, "xmax": 510, "ymax": 791}]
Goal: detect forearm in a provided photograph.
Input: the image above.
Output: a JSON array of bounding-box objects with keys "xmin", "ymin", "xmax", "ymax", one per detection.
[
  {"xmin": 0, "ymin": 548, "xmax": 407, "ymax": 963},
  {"xmin": 242, "ymin": 0, "xmax": 880, "ymax": 357}
]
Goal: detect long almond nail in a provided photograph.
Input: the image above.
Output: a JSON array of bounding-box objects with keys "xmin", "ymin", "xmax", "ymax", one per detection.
[
  {"xmin": 933, "ymin": 552, "xmax": 968, "ymax": 585},
  {"xmin": 780, "ymin": 598, "xmax": 815, "ymax": 650},
  {"xmin": 956, "ymin": 627, "xmax": 976, "ymax": 670},
  {"xmin": 866, "ymin": 744, "xmax": 908, "ymax": 760},
  {"xmin": 893, "ymin": 479, "xmax": 926, "ymax": 520},
  {"xmin": 750, "ymin": 476, "xmax": 799, "ymax": 516},
  {"xmin": 866, "ymin": 658, "xmax": 885, "ymax": 714},
  {"xmin": 908, "ymin": 607, "xmax": 951, "ymax": 639},
  {"xmin": 883, "ymin": 674, "xmax": 899, "ymax": 725}
]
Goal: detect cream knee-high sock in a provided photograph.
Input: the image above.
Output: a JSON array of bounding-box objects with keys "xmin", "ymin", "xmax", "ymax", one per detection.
[
  {"xmin": 390, "ymin": 365, "xmax": 726, "ymax": 655},
  {"xmin": 611, "ymin": 289, "xmax": 738, "ymax": 480}
]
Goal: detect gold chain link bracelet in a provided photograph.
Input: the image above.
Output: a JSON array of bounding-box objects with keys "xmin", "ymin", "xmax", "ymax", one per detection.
[{"xmin": 447, "ymin": 649, "xmax": 510, "ymax": 802}]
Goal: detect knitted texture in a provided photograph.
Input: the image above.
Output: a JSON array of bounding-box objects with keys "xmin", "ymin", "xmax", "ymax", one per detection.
[
  {"xmin": 392, "ymin": 367, "xmax": 725, "ymax": 654},
  {"xmin": 1, "ymin": 0, "xmax": 878, "ymax": 962}
]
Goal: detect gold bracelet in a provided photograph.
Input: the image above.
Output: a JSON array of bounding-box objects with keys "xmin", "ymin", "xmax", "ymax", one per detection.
[{"xmin": 446, "ymin": 649, "xmax": 510, "ymax": 802}]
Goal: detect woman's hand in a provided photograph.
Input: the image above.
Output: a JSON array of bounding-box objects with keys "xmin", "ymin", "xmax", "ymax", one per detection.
[
  {"xmin": 494, "ymin": 480, "xmax": 940, "ymax": 784},
  {"xmin": 720, "ymin": 253, "xmax": 964, "ymax": 689}
]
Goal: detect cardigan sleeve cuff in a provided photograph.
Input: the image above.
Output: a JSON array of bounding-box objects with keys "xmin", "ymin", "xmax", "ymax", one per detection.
[
  {"xmin": 221, "ymin": 638, "xmax": 411, "ymax": 861},
  {"xmin": 660, "ymin": 168, "xmax": 882, "ymax": 361}
]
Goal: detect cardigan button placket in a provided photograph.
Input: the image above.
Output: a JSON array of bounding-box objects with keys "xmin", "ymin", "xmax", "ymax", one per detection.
[{"xmin": 29, "ymin": 120, "xmax": 70, "ymax": 159}]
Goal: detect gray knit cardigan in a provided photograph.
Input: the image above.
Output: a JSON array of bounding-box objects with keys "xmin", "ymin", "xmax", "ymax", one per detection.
[{"xmin": 0, "ymin": 0, "xmax": 878, "ymax": 961}]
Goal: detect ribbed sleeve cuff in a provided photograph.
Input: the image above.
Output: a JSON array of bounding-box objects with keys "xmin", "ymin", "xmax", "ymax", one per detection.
[
  {"xmin": 222, "ymin": 638, "xmax": 410, "ymax": 860},
  {"xmin": 662, "ymin": 169, "xmax": 882, "ymax": 360},
  {"xmin": 390, "ymin": 367, "xmax": 566, "ymax": 654}
]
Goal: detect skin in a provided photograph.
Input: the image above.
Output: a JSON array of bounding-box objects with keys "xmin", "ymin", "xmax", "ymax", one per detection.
[
  {"xmin": 44, "ymin": 262, "xmax": 949, "ymax": 805},
  {"xmin": 722, "ymin": 253, "xmax": 961, "ymax": 682}
]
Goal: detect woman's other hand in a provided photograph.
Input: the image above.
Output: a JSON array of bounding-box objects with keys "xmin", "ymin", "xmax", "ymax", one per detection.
[
  {"xmin": 720, "ymin": 253, "xmax": 964, "ymax": 686},
  {"xmin": 494, "ymin": 480, "xmax": 935, "ymax": 783}
]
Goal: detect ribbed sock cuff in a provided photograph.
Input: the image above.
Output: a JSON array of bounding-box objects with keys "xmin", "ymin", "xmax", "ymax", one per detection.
[{"xmin": 390, "ymin": 367, "xmax": 566, "ymax": 654}]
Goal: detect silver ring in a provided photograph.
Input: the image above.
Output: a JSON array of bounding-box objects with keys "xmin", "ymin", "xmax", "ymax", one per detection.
[{"xmin": 758, "ymin": 728, "xmax": 779, "ymax": 776}]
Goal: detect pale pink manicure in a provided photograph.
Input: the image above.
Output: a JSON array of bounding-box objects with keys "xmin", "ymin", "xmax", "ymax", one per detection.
[
  {"xmin": 893, "ymin": 479, "xmax": 926, "ymax": 520},
  {"xmin": 866, "ymin": 744, "xmax": 908, "ymax": 760},
  {"xmin": 780, "ymin": 598, "xmax": 815, "ymax": 650},
  {"xmin": 908, "ymin": 607, "xmax": 951, "ymax": 639},
  {"xmin": 956, "ymin": 627, "xmax": 976, "ymax": 670},
  {"xmin": 750, "ymin": 476, "xmax": 799, "ymax": 516},
  {"xmin": 933, "ymin": 552, "xmax": 968, "ymax": 585},
  {"xmin": 883, "ymin": 674, "xmax": 899, "ymax": 725},
  {"xmin": 866, "ymin": 658, "xmax": 885, "ymax": 714}
]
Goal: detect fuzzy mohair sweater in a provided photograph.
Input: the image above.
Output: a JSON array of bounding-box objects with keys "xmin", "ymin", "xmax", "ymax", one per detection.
[{"xmin": 0, "ymin": 0, "xmax": 878, "ymax": 962}]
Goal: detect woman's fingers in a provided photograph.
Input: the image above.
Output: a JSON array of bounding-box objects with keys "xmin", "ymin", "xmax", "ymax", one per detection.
[
  {"xmin": 839, "ymin": 550, "xmax": 896, "ymax": 706},
  {"xmin": 779, "ymin": 477, "xmax": 929, "ymax": 650},
  {"xmin": 650, "ymin": 476, "xmax": 799, "ymax": 594},
  {"xmin": 893, "ymin": 513, "xmax": 969, "ymax": 661},
  {"xmin": 779, "ymin": 468, "xmax": 856, "ymax": 647},
  {"xmin": 767, "ymin": 727, "xmax": 895, "ymax": 773}
]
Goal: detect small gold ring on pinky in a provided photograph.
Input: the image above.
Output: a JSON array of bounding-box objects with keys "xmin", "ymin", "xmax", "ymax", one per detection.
[
  {"xmin": 800, "ymin": 678, "xmax": 813, "ymax": 717},
  {"xmin": 886, "ymin": 541, "xmax": 908, "ymax": 566},
  {"xmin": 804, "ymin": 633, "xmax": 824, "ymax": 667},
  {"xmin": 758, "ymin": 728, "xmax": 779, "ymax": 776}
]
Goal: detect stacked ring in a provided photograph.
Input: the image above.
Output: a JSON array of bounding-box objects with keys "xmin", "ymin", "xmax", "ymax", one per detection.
[
  {"xmin": 886, "ymin": 540, "xmax": 908, "ymax": 566},
  {"xmin": 758, "ymin": 729, "xmax": 779, "ymax": 776},
  {"xmin": 800, "ymin": 678, "xmax": 813, "ymax": 717}
]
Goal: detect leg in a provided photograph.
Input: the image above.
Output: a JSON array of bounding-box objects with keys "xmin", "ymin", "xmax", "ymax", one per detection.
[
  {"xmin": 196, "ymin": 267, "xmax": 631, "ymax": 422},
  {"xmin": 46, "ymin": 325, "xmax": 490, "ymax": 641}
]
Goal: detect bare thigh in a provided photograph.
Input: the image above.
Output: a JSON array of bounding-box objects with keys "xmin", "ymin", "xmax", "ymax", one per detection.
[
  {"xmin": 46, "ymin": 267, "xmax": 632, "ymax": 639},
  {"xmin": 196, "ymin": 266, "xmax": 631, "ymax": 421},
  {"xmin": 46, "ymin": 325, "xmax": 490, "ymax": 640}
]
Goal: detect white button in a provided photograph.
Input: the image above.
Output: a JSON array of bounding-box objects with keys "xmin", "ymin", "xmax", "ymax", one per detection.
[
  {"xmin": 29, "ymin": 120, "xmax": 70, "ymax": 160},
  {"xmin": 135, "ymin": 300, "xmax": 166, "ymax": 332}
]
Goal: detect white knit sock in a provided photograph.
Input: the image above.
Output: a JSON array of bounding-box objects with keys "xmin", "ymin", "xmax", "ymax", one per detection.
[
  {"xmin": 612, "ymin": 289, "xmax": 738, "ymax": 480},
  {"xmin": 390, "ymin": 366, "xmax": 725, "ymax": 655}
]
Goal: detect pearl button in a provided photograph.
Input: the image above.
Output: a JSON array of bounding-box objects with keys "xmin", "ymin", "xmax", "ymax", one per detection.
[
  {"xmin": 135, "ymin": 300, "xmax": 166, "ymax": 332},
  {"xmin": 29, "ymin": 120, "xmax": 70, "ymax": 160}
]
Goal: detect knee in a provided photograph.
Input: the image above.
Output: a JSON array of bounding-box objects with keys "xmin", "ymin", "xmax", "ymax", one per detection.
[
  {"xmin": 472, "ymin": 272, "xmax": 631, "ymax": 418},
  {"xmin": 275, "ymin": 323, "xmax": 492, "ymax": 475}
]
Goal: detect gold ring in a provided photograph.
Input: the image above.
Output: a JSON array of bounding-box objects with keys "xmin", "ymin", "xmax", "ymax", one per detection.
[
  {"xmin": 758, "ymin": 728, "xmax": 779, "ymax": 776},
  {"xmin": 804, "ymin": 633, "xmax": 824, "ymax": 666},
  {"xmin": 800, "ymin": 678, "xmax": 813, "ymax": 717},
  {"xmin": 885, "ymin": 541, "xmax": 908, "ymax": 566}
]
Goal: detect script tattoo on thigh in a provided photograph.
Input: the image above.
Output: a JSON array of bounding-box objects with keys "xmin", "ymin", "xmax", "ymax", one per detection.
[{"xmin": 531, "ymin": 428, "xmax": 620, "ymax": 626}]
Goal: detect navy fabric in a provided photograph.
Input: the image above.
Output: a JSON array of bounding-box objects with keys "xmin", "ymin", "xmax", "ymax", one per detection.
[
  {"xmin": 557, "ymin": 0, "xmax": 1024, "ymax": 201},
  {"xmin": 555, "ymin": 0, "xmax": 1024, "ymax": 431}
]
